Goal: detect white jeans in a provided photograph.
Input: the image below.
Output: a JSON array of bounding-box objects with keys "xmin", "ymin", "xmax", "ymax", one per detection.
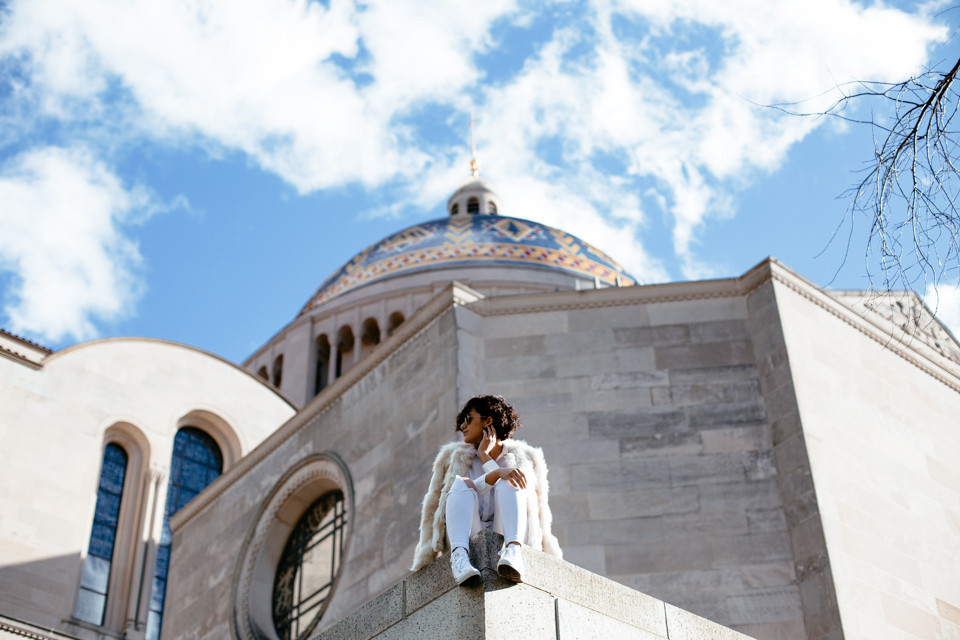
[{"xmin": 446, "ymin": 476, "xmax": 527, "ymax": 550}]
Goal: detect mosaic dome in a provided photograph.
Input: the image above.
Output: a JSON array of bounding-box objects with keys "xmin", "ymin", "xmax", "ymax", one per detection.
[{"xmin": 299, "ymin": 213, "xmax": 636, "ymax": 314}]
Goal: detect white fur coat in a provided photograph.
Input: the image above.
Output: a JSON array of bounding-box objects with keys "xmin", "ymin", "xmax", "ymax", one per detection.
[{"xmin": 410, "ymin": 439, "xmax": 563, "ymax": 572}]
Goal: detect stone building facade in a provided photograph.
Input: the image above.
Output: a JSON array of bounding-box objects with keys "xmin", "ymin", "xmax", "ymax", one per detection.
[
  {"xmin": 0, "ymin": 336, "xmax": 295, "ymax": 639},
  {"xmin": 2, "ymin": 173, "xmax": 959, "ymax": 640}
]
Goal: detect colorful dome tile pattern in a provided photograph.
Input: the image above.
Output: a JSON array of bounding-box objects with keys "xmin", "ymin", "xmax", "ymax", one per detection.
[{"xmin": 300, "ymin": 214, "xmax": 636, "ymax": 314}]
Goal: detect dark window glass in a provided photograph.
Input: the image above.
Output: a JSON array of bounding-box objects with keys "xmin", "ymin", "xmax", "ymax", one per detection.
[
  {"xmin": 467, "ymin": 197, "xmax": 479, "ymax": 213},
  {"xmin": 145, "ymin": 428, "xmax": 222, "ymax": 640},
  {"xmin": 273, "ymin": 491, "xmax": 347, "ymax": 640},
  {"xmin": 315, "ymin": 335, "xmax": 330, "ymax": 396},
  {"xmin": 76, "ymin": 443, "xmax": 128, "ymax": 626},
  {"xmin": 273, "ymin": 354, "xmax": 284, "ymax": 387},
  {"xmin": 387, "ymin": 312, "xmax": 404, "ymax": 336}
]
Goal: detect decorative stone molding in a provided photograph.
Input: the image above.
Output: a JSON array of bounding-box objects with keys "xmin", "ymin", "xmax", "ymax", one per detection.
[
  {"xmin": 0, "ymin": 619, "xmax": 48, "ymax": 640},
  {"xmin": 834, "ymin": 290, "xmax": 960, "ymax": 365},
  {"xmin": 148, "ymin": 467, "xmax": 166, "ymax": 485},
  {"xmin": 232, "ymin": 453, "xmax": 354, "ymax": 640},
  {"xmin": 177, "ymin": 409, "xmax": 243, "ymax": 469},
  {"xmin": 0, "ymin": 329, "xmax": 51, "ymax": 367},
  {"xmin": 468, "ymin": 258, "xmax": 775, "ymax": 317},
  {"xmin": 97, "ymin": 424, "xmax": 151, "ymax": 634},
  {"xmin": 0, "ymin": 343, "xmax": 44, "ymax": 369}
]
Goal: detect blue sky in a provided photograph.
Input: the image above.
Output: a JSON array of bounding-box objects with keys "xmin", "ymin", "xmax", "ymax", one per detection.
[{"xmin": 1, "ymin": 0, "xmax": 959, "ymax": 363}]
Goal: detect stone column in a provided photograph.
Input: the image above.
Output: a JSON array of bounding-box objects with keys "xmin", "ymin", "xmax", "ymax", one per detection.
[
  {"xmin": 127, "ymin": 468, "xmax": 166, "ymax": 640},
  {"xmin": 329, "ymin": 343, "xmax": 339, "ymax": 381}
]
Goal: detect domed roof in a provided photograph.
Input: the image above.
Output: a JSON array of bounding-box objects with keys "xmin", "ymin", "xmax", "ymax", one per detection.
[
  {"xmin": 450, "ymin": 175, "xmax": 496, "ymax": 198},
  {"xmin": 299, "ymin": 214, "xmax": 636, "ymax": 314}
]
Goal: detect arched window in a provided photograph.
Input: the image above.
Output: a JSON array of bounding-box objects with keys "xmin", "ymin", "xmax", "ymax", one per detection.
[
  {"xmin": 467, "ymin": 197, "xmax": 479, "ymax": 214},
  {"xmin": 314, "ymin": 335, "xmax": 330, "ymax": 396},
  {"xmin": 272, "ymin": 355, "xmax": 284, "ymax": 388},
  {"xmin": 360, "ymin": 318, "xmax": 380, "ymax": 358},
  {"xmin": 233, "ymin": 454, "xmax": 353, "ymax": 640},
  {"xmin": 272, "ymin": 490, "xmax": 347, "ymax": 640},
  {"xmin": 335, "ymin": 326, "xmax": 354, "ymax": 378},
  {"xmin": 488, "ymin": 201, "xmax": 497, "ymax": 214},
  {"xmin": 75, "ymin": 443, "xmax": 128, "ymax": 625},
  {"xmin": 257, "ymin": 366, "xmax": 269, "ymax": 380},
  {"xmin": 146, "ymin": 428, "xmax": 223, "ymax": 640},
  {"xmin": 450, "ymin": 202, "xmax": 459, "ymax": 215},
  {"xmin": 387, "ymin": 311, "xmax": 405, "ymax": 336}
]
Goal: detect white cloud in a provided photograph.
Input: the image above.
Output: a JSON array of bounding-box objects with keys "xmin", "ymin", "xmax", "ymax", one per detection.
[
  {"xmin": 1, "ymin": 0, "xmax": 944, "ymax": 222},
  {"xmin": 588, "ymin": 0, "xmax": 943, "ymax": 274},
  {"xmin": 0, "ymin": 147, "xmax": 154, "ymax": 342},
  {"xmin": 924, "ymin": 282, "xmax": 960, "ymax": 339},
  {"xmin": 0, "ymin": 0, "xmax": 950, "ymax": 336},
  {"xmin": 444, "ymin": 0, "xmax": 943, "ymax": 280},
  {"xmin": 0, "ymin": 0, "xmax": 526, "ymax": 192}
]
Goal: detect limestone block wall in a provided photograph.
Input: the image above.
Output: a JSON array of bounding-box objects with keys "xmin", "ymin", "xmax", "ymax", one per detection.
[
  {"xmin": 773, "ymin": 277, "xmax": 960, "ymax": 639},
  {"xmin": 161, "ymin": 262, "xmax": 960, "ymax": 640},
  {"xmin": 745, "ymin": 278, "xmax": 841, "ymax": 640},
  {"xmin": 469, "ymin": 280, "xmax": 806, "ymax": 639},
  {"xmin": 165, "ymin": 301, "xmax": 465, "ymax": 640}
]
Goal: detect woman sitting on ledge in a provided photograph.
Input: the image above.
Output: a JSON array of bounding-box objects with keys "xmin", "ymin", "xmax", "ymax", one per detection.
[{"xmin": 410, "ymin": 395, "xmax": 562, "ymax": 584}]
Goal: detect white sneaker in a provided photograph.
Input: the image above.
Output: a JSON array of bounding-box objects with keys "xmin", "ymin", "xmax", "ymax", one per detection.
[
  {"xmin": 450, "ymin": 547, "xmax": 480, "ymax": 585},
  {"xmin": 497, "ymin": 544, "xmax": 523, "ymax": 583}
]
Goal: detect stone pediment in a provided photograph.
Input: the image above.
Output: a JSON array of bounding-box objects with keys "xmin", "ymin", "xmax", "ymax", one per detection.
[{"xmin": 829, "ymin": 290, "xmax": 960, "ymax": 371}]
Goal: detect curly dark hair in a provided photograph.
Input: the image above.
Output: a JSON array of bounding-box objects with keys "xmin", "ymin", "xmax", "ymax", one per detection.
[{"xmin": 455, "ymin": 395, "xmax": 522, "ymax": 440}]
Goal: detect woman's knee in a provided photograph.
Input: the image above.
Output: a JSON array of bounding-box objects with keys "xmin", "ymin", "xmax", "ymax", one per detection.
[
  {"xmin": 450, "ymin": 476, "xmax": 476, "ymax": 494},
  {"xmin": 494, "ymin": 480, "xmax": 522, "ymax": 496}
]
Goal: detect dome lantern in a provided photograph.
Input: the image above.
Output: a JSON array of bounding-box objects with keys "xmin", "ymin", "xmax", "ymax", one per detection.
[
  {"xmin": 447, "ymin": 176, "xmax": 502, "ymax": 216},
  {"xmin": 447, "ymin": 115, "xmax": 503, "ymax": 216}
]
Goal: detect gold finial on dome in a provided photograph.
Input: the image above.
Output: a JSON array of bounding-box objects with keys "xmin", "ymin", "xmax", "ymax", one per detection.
[
  {"xmin": 448, "ymin": 113, "xmax": 503, "ymax": 216},
  {"xmin": 470, "ymin": 113, "xmax": 480, "ymax": 177}
]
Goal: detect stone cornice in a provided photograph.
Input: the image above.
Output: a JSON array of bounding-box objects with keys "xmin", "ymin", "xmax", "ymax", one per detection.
[
  {"xmin": 0, "ymin": 328, "xmax": 51, "ymax": 368},
  {"xmin": 0, "ymin": 344, "xmax": 43, "ymax": 369},
  {"xmin": 170, "ymin": 281, "xmax": 477, "ymax": 532},
  {"xmin": 468, "ymin": 257, "xmax": 774, "ymax": 316},
  {"xmin": 0, "ymin": 614, "xmax": 82, "ymax": 640},
  {"xmin": 0, "ymin": 621, "xmax": 46, "ymax": 640},
  {"xmin": 0, "ymin": 328, "xmax": 52, "ymax": 353}
]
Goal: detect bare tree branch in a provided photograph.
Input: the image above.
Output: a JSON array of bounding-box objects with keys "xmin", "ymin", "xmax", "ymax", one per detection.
[{"xmin": 794, "ymin": 57, "xmax": 960, "ymax": 293}]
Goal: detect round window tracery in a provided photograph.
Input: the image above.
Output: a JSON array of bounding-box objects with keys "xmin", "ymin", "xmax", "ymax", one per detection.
[
  {"xmin": 233, "ymin": 454, "xmax": 353, "ymax": 640},
  {"xmin": 272, "ymin": 490, "xmax": 346, "ymax": 640}
]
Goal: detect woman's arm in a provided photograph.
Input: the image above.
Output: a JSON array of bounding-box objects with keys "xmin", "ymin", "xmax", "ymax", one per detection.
[
  {"xmin": 485, "ymin": 466, "xmax": 527, "ymax": 488},
  {"xmin": 477, "ymin": 426, "xmax": 526, "ymax": 487}
]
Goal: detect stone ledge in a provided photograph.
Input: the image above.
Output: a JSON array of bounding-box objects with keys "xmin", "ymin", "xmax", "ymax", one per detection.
[{"xmin": 315, "ymin": 530, "xmax": 754, "ymax": 640}]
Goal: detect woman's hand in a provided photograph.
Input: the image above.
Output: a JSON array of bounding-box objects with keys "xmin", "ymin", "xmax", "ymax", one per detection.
[
  {"xmin": 488, "ymin": 466, "xmax": 526, "ymax": 489},
  {"xmin": 477, "ymin": 425, "xmax": 498, "ymax": 462}
]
